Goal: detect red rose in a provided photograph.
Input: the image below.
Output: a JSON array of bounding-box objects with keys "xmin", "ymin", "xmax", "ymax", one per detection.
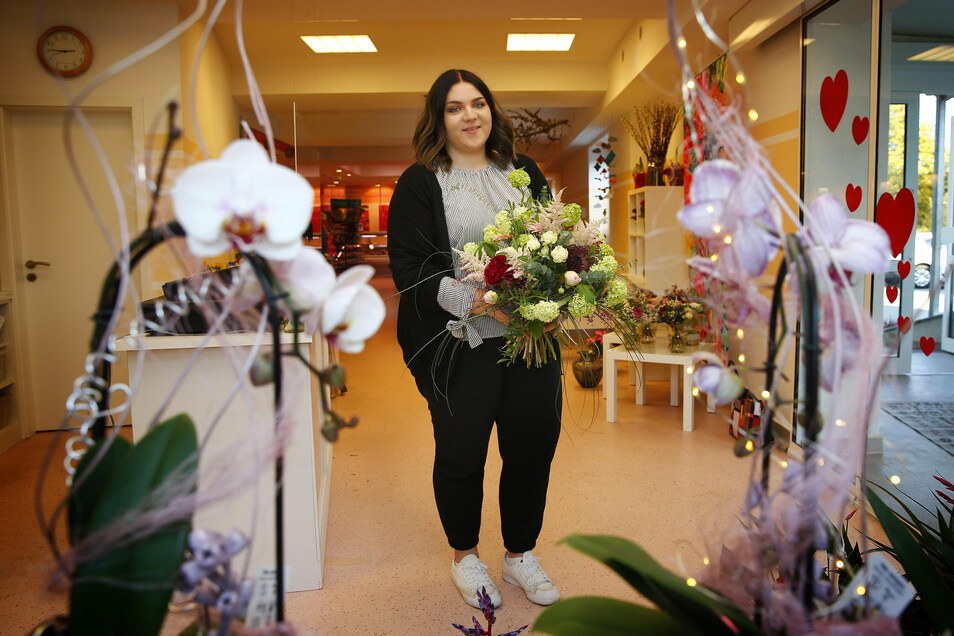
[{"xmin": 484, "ymin": 254, "xmax": 521, "ymax": 289}]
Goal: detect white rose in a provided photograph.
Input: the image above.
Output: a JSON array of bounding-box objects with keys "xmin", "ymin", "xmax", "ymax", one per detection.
[
  {"xmin": 564, "ymin": 271, "xmax": 581, "ymax": 286},
  {"xmin": 551, "ymin": 245, "xmax": 569, "ymax": 263}
]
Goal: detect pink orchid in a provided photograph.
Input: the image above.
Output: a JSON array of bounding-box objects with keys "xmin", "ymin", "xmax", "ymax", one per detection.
[
  {"xmin": 691, "ymin": 352, "xmax": 745, "ymax": 405},
  {"xmin": 805, "ymin": 193, "xmax": 890, "ymax": 276},
  {"xmin": 687, "ymin": 256, "xmax": 771, "ymax": 327},
  {"xmin": 678, "ymin": 159, "xmax": 780, "ymax": 278},
  {"xmin": 172, "ymin": 139, "xmax": 314, "ymax": 261}
]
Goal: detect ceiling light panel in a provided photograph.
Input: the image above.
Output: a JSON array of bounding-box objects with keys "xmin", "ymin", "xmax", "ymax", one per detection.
[
  {"xmin": 301, "ymin": 35, "xmax": 377, "ymax": 53},
  {"xmin": 908, "ymin": 45, "xmax": 954, "ymax": 62},
  {"xmin": 507, "ymin": 33, "xmax": 575, "ymax": 51}
]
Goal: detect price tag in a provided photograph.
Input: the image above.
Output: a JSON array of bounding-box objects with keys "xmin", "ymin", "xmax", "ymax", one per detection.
[
  {"xmin": 244, "ymin": 566, "xmax": 290, "ymax": 628},
  {"xmin": 830, "ymin": 552, "xmax": 915, "ymax": 618}
]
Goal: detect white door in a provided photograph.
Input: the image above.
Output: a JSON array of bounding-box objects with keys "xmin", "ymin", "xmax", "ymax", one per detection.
[{"xmin": 4, "ymin": 107, "xmax": 138, "ymax": 432}]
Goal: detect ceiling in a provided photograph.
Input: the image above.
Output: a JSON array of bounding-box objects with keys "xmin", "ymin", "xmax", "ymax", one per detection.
[{"xmin": 170, "ymin": 0, "xmax": 751, "ymax": 187}]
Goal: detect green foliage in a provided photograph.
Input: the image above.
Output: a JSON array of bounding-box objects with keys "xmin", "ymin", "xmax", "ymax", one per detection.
[
  {"xmin": 534, "ymin": 535, "xmax": 762, "ymax": 636},
  {"xmin": 866, "ymin": 484, "xmax": 954, "ymax": 633},
  {"xmin": 534, "ymin": 596, "xmax": 686, "ymax": 635},
  {"xmin": 67, "ymin": 415, "xmax": 198, "ymax": 636}
]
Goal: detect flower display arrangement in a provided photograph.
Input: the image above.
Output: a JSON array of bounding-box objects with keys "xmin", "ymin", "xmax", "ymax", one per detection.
[
  {"xmin": 621, "ymin": 101, "xmax": 683, "ymax": 184},
  {"xmin": 455, "ymin": 168, "xmax": 637, "ymax": 367}
]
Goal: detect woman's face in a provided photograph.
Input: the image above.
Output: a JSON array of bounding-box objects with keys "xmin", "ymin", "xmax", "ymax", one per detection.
[{"xmin": 442, "ymin": 81, "xmax": 492, "ymax": 162}]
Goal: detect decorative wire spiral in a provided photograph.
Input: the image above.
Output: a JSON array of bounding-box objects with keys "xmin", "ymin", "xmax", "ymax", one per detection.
[{"xmin": 62, "ymin": 266, "xmax": 246, "ymax": 484}]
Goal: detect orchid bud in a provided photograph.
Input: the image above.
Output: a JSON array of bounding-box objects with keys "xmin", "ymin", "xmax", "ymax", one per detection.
[{"xmin": 249, "ymin": 351, "xmax": 275, "ymax": 386}]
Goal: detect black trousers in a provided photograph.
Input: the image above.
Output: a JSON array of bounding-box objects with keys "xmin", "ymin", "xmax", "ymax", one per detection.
[{"xmin": 414, "ymin": 338, "xmax": 563, "ymax": 553}]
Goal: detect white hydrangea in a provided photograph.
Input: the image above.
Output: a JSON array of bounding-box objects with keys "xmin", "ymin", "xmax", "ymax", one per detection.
[
  {"xmin": 605, "ymin": 279, "xmax": 627, "ymax": 306},
  {"xmin": 568, "ymin": 293, "xmax": 596, "ymax": 318},
  {"xmin": 519, "ymin": 300, "xmax": 560, "ymax": 322},
  {"xmin": 591, "ymin": 254, "xmax": 620, "ymax": 274}
]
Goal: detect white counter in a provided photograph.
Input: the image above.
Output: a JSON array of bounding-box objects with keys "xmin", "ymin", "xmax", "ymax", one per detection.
[{"xmin": 116, "ymin": 331, "xmax": 332, "ymax": 592}]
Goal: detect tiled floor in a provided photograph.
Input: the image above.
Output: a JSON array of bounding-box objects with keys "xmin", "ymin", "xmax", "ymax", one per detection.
[{"xmin": 0, "ymin": 276, "xmax": 946, "ymax": 634}]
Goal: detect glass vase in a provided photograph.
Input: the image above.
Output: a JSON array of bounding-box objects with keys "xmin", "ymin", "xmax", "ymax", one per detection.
[
  {"xmin": 668, "ymin": 329, "xmax": 686, "ymax": 353},
  {"xmin": 572, "ymin": 356, "xmax": 603, "ymax": 388},
  {"xmin": 641, "ymin": 322, "xmax": 655, "ymax": 344},
  {"xmin": 684, "ymin": 321, "xmax": 700, "ymax": 346}
]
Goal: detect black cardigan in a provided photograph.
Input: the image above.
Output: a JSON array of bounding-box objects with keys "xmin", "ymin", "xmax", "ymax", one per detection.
[{"xmin": 388, "ymin": 154, "xmax": 549, "ymax": 390}]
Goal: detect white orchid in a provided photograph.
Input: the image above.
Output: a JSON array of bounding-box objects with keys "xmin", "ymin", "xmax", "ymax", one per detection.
[
  {"xmin": 172, "ymin": 139, "xmax": 314, "ymax": 261},
  {"xmin": 321, "ymin": 265, "xmax": 386, "ymax": 353}
]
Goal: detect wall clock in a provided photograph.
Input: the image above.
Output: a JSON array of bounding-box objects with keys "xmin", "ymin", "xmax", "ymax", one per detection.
[{"xmin": 37, "ymin": 26, "xmax": 92, "ymax": 78}]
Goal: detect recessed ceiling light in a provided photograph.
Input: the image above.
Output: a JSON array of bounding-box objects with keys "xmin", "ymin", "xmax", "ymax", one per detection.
[
  {"xmin": 301, "ymin": 35, "xmax": 377, "ymax": 53},
  {"xmin": 507, "ymin": 33, "xmax": 575, "ymax": 51},
  {"xmin": 908, "ymin": 45, "xmax": 954, "ymax": 62}
]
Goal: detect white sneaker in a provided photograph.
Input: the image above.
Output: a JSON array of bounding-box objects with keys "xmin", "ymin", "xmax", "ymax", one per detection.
[
  {"xmin": 451, "ymin": 554, "xmax": 502, "ymax": 609},
  {"xmin": 502, "ymin": 550, "xmax": 561, "ymax": 605}
]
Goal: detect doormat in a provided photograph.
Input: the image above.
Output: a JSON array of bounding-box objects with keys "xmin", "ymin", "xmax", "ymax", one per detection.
[{"xmin": 881, "ymin": 401, "xmax": 954, "ymax": 457}]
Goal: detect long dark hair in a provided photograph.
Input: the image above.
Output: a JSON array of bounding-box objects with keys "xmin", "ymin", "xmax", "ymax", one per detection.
[{"xmin": 412, "ymin": 69, "xmax": 516, "ymax": 172}]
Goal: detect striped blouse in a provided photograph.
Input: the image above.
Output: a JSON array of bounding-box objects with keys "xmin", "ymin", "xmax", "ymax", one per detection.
[{"xmin": 435, "ymin": 163, "xmax": 522, "ymax": 346}]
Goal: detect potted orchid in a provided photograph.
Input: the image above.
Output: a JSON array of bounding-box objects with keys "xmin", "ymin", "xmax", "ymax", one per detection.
[{"xmin": 33, "ymin": 130, "xmax": 385, "ymax": 636}]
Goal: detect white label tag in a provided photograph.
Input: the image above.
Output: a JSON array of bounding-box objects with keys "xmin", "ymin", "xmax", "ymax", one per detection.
[
  {"xmin": 244, "ymin": 566, "xmax": 290, "ymax": 628},
  {"xmin": 830, "ymin": 552, "xmax": 915, "ymax": 618}
]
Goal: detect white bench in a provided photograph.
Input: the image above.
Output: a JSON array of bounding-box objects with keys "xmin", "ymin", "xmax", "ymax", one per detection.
[{"xmin": 602, "ymin": 331, "xmax": 715, "ymax": 431}]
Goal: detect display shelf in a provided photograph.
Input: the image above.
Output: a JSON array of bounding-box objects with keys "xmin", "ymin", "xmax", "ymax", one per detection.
[{"xmin": 625, "ymin": 187, "xmax": 688, "ymax": 293}]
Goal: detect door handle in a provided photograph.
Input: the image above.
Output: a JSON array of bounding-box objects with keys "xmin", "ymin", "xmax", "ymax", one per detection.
[{"xmin": 25, "ymin": 260, "xmax": 51, "ymax": 269}]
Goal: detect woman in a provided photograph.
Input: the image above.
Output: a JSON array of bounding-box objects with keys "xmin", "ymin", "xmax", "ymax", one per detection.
[{"xmin": 388, "ymin": 69, "xmax": 562, "ymax": 610}]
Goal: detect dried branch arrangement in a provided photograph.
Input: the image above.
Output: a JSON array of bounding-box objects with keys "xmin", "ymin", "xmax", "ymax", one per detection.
[
  {"xmin": 508, "ymin": 108, "xmax": 571, "ymax": 150},
  {"xmin": 621, "ymin": 101, "xmax": 682, "ymax": 164}
]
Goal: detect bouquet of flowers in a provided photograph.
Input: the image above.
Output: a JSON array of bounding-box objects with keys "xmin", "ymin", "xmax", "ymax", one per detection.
[
  {"xmin": 656, "ymin": 285, "xmax": 703, "ymax": 328},
  {"xmin": 627, "ymin": 287, "xmax": 659, "ymax": 325},
  {"xmin": 455, "ymin": 168, "xmax": 636, "ymax": 367}
]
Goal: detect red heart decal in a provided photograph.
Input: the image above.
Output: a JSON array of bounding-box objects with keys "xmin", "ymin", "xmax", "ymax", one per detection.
[
  {"xmin": 852, "ymin": 116, "xmax": 869, "ymax": 144},
  {"xmin": 845, "ymin": 184, "xmax": 862, "ymax": 212},
  {"xmin": 920, "ymin": 336, "xmax": 935, "ymax": 356},
  {"xmin": 898, "ymin": 260, "xmax": 911, "ymax": 280},
  {"xmin": 885, "ymin": 286, "xmax": 898, "ymax": 303},
  {"xmin": 876, "ymin": 189, "xmax": 915, "ymax": 257},
  {"xmin": 820, "ymin": 70, "xmax": 849, "ymax": 132},
  {"xmin": 898, "ymin": 316, "xmax": 911, "ymax": 334}
]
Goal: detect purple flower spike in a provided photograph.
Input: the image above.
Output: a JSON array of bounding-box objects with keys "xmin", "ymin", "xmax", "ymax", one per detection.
[{"xmin": 452, "ymin": 586, "xmax": 528, "ymax": 636}]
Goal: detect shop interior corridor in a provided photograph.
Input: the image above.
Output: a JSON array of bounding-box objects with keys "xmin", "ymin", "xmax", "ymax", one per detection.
[{"xmin": 0, "ymin": 275, "xmax": 949, "ymax": 634}]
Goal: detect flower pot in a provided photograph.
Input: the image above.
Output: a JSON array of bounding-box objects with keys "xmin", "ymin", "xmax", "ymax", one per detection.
[{"xmin": 572, "ymin": 356, "xmax": 603, "ymax": 388}]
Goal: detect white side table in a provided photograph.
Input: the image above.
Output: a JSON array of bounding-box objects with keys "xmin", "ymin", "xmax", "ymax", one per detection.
[{"xmin": 602, "ymin": 331, "xmax": 715, "ymax": 431}]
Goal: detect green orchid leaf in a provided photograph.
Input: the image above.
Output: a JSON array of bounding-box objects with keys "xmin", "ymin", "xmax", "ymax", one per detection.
[
  {"xmin": 560, "ymin": 535, "xmax": 761, "ymax": 636},
  {"xmin": 866, "ymin": 486, "xmax": 954, "ymax": 631},
  {"xmin": 68, "ymin": 435, "xmax": 133, "ymax": 546},
  {"xmin": 534, "ymin": 596, "xmax": 687, "ymax": 635},
  {"xmin": 69, "ymin": 414, "xmax": 198, "ymax": 636}
]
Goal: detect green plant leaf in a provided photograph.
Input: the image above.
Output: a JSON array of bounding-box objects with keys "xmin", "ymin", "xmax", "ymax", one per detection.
[
  {"xmin": 534, "ymin": 596, "xmax": 687, "ymax": 635},
  {"xmin": 68, "ymin": 435, "xmax": 133, "ymax": 546},
  {"xmin": 866, "ymin": 486, "xmax": 954, "ymax": 632},
  {"xmin": 69, "ymin": 414, "xmax": 198, "ymax": 636},
  {"xmin": 560, "ymin": 535, "xmax": 761, "ymax": 636}
]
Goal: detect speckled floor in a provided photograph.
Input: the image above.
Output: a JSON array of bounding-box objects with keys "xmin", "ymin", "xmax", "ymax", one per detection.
[{"xmin": 0, "ymin": 277, "xmax": 947, "ymax": 635}]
